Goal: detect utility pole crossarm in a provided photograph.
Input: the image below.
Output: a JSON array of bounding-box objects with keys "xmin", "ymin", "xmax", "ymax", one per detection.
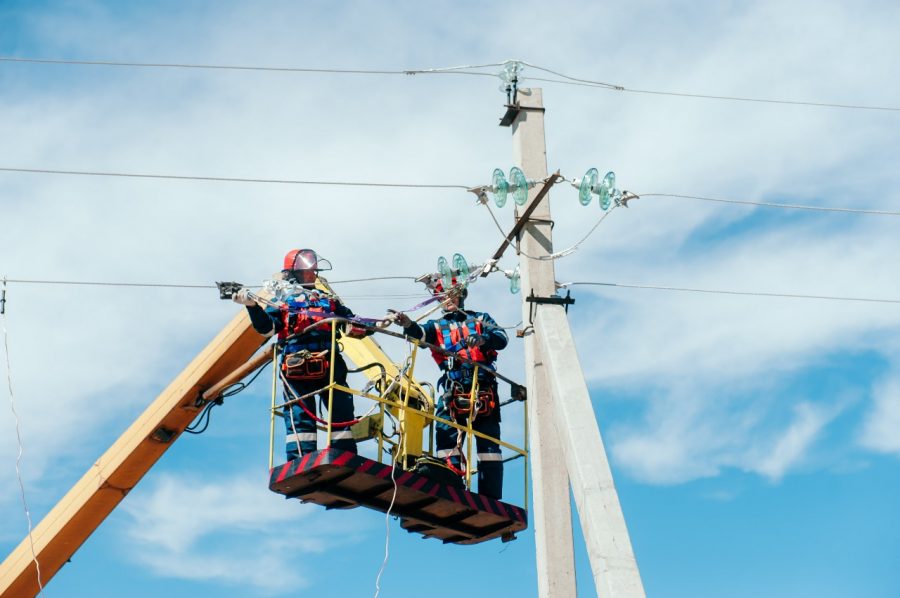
[{"xmin": 483, "ymin": 172, "xmax": 560, "ymax": 274}]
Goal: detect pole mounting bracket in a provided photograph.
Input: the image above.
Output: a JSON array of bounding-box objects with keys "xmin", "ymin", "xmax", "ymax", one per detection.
[
  {"xmin": 499, "ymin": 103, "xmax": 520, "ymax": 127},
  {"xmin": 525, "ymin": 289, "xmax": 574, "ymax": 323}
]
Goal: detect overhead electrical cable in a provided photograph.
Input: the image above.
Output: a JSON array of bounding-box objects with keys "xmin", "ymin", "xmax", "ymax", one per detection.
[
  {"xmin": 0, "ymin": 167, "xmax": 469, "ymax": 189},
  {"xmin": 329, "ymin": 276, "xmax": 417, "ymax": 284},
  {"xmin": 12, "ymin": 275, "xmax": 900, "ymax": 306},
  {"xmin": 2, "ymin": 278, "xmax": 215, "ymax": 289},
  {"xmin": 618, "ymin": 86, "xmax": 900, "ymax": 112},
  {"xmin": 518, "ymin": 60, "xmax": 622, "ymax": 90},
  {"xmin": 2, "ymin": 166, "xmax": 896, "ymax": 217},
  {"xmin": 560, "ymin": 281, "xmax": 900, "ymax": 305},
  {"xmin": 0, "ymin": 55, "xmax": 407, "ymax": 73},
  {"xmin": 545, "ymin": 204, "xmax": 620, "ymax": 259},
  {"xmin": 513, "ymin": 60, "xmax": 900, "ymax": 112},
  {"xmin": 635, "ymin": 193, "xmax": 900, "ymax": 216},
  {"xmin": 521, "ymin": 75, "xmax": 900, "ymax": 112},
  {"xmin": 480, "ymin": 200, "xmax": 620, "ymax": 261},
  {"xmin": 0, "ymin": 56, "xmax": 503, "ymax": 76},
  {"xmin": 524, "ymin": 76, "xmax": 623, "ymax": 89},
  {"xmin": 3, "ymin": 55, "xmax": 898, "ymax": 112},
  {"xmin": 1, "ymin": 277, "xmax": 417, "ymax": 290}
]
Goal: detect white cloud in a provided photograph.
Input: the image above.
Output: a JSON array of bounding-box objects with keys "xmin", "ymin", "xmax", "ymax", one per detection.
[
  {"xmin": 120, "ymin": 471, "xmax": 362, "ymax": 592},
  {"xmin": 571, "ymin": 217, "xmax": 899, "ymax": 484},
  {"xmin": 859, "ymin": 375, "xmax": 900, "ymax": 455},
  {"xmin": 577, "ymin": 220, "xmax": 900, "ymax": 386},
  {"xmin": 751, "ymin": 402, "xmax": 838, "ymax": 481},
  {"xmin": 611, "ymin": 394, "xmax": 841, "ymax": 484},
  {"xmin": 3, "ymin": 0, "xmax": 900, "ymax": 561}
]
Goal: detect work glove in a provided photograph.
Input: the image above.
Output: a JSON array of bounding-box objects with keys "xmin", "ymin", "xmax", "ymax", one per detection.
[
  {"xmin": 232, "ymin": 287, "xmax": 257, "ymax": 306},
  {"xmin": 391, "ymin": 311, "xmax": 412, "ymax": 328},
  {"xmin": 464, "ymin": 334, "xmax": 486, "ymax": 348}
]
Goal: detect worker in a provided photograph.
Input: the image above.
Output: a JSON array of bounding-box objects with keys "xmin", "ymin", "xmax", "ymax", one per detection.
[
  {"xmin": 392, "ymin": 286, "xmax": 508, "ymax": 499},
  {"xmin": 233, "ymin": 249, "xmax": 361, "ymax": 460}
]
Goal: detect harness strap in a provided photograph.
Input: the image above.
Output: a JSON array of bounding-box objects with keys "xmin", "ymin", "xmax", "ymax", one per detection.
[
  {"xmin": 446, "ymin": 430, "xmax": 468, "ymax": 476},
  {"xmin": 278, "ymin": 294, "xmax": 338, "ymax": 340}
]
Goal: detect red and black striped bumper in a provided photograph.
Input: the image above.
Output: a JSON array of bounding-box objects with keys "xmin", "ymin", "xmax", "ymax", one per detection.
[{"xmin": 269, "ymin": 449, "xmax": 527, "ymax": 545}]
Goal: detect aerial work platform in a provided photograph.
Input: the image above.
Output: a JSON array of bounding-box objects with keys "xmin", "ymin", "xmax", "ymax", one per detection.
[{"xmin": 269, "ymin": 449, "xmax": 527, "ymax": 545}]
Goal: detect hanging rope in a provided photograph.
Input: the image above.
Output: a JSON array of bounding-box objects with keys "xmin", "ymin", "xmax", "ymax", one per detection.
[
  {"xmin": 373, "ymin": 444, "xmax": 399, "ymax": 598},
  {"xmin": 1, "ymin": 279, "xmax": 45, "ymax": 596},
  {"xmin": 373, "ymin": 343, "xmax": 412, "ymax": 598}
]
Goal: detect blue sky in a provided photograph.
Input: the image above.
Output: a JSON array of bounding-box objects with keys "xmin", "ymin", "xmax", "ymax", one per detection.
[{"xmin": 2, "ymin": 1, "xmax": 900, "ymax": 596}]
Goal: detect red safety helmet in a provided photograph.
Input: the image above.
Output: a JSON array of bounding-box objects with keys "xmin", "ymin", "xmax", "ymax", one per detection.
[
  {"xmin": 432, "ymin": 277, "xmax": 467, "ymax": 296},
  {"xmin": 431, "ymin": 278, "xmax": 452, "ymax": 295},
  {"xmin": 282, "ymin": 249, "xmax": 332, "ymax": 282},
  {"xmin": 284, "ymin": 249, "xmax": 317, "ymax": 272},
  {"xmin": 432, "ymin": 279, "xmax": 467, "ymax": 311}
]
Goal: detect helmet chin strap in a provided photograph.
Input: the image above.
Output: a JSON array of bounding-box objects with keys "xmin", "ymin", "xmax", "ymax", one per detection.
[{"xmin": 284, "ymin": 269, "xmax": 317, "ymax": 285}]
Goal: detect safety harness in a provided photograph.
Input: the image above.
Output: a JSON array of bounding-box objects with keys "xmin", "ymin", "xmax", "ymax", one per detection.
[
  {"xmin": 430, "ymin": 314, "xmax": 501, "ymax": 475},
  {"xmin": 441, "ymin": 380, "xmax": 496, "ymax": 477},
  {"xmin": 431, "ymin": 316, "xmax": 497, "ymax": 374},
  {"xmin": 279, "ymin": 291, "xmax": 337, "ymax": 380},
  {"xmin": 432, "ymin": 316, "xmax": 499, "ymax": 409}
]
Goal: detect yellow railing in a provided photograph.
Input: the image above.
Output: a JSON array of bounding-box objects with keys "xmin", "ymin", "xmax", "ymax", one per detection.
[{"xmin": 268, "ymin": 318, "xmax": 529, "ymax": 506}]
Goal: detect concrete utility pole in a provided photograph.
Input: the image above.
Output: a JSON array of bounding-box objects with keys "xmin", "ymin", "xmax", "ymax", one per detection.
[
  {"xmin": 512, "ymin": 88, "xmax": 577, "ymax": 597},
  {"xmin": 512, "ymin": 88, "xmax": 645, "ymax": 598}
]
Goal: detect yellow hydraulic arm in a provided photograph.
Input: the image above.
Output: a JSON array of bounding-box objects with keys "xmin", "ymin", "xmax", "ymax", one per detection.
[{"xmin": 0, "ymin": 309, "xmax": 265, "ymax": 598}]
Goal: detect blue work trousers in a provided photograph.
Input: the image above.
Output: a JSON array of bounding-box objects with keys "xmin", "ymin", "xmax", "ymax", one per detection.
[
  {"xmin": 435, "ymin": 383, "xmax": 503, "ymax": 499},
  {"xmin": 282, "ymin": 354, "xmax": 357, "ymax": 460}
]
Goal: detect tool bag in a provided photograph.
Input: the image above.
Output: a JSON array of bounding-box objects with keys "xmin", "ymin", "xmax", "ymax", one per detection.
[
  {"xmin": 282, "ymin": 350, "xmax": 330, "ymax": 380},
  {"xmin": 449, "ymin": 384, "xmax": 496, "ymax": 418}
]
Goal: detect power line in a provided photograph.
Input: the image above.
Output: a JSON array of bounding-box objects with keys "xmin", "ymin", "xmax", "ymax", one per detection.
[
  {"xmin": 634, "ymin": 193, "xmax": 900, "ymax": 216},
  {"xmin": 480, "ymin": 199, "xmax": 620, "ymax": 261},
  {"xmin": 518, "ymin": 61, "xmax": 622, "ymax": 90},
  {"xmin": 0, "ymin": 167, "xmax": 887, "ymax": 216},
  {"xmin": 620, "ymin": 87, "xmax": 900, "ymax": 113},
  {"xmin": 10, "ymin": 275, "xmax": 899, "ymax": 306},
  {"xmin": 560, "ymin": 281, "xmax": 900, "ymax": 305},
  {"xmin": 0, "ymin": 167, "xmax": 469, "ymax": 189},
  {"xmin": 2, "ymin": 278, "xmax": 215, "ymax": 289},
  {"xmin": 524, "ymin": 75, "xmax": 900, "ymax": 112},
  {"xmin": 0, "ymin": 56, "xmax": 502, "ymax": 77},
  {"xmin": 5, "ymin": 55, "xmax": 899, "ymax": 113},
  {"xmin": 0, "ymin": 277, "xmax": 421, "ymax": 294},
  {"xmin": 329, "ymin": 276, "xmax": 417, "ymax": 284},
  {"xmin": 4, "ymin": 166, "xmax": 896, "ymax": 218},
  {"xmin": 4, "ymin": 55, "xmax": 897, "ymax": 113}
]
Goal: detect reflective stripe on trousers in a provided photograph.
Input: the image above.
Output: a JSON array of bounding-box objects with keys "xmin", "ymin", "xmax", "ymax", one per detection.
[{"xmin": 434, "ymin": 388, "xmax": 503, "ymax": 499}]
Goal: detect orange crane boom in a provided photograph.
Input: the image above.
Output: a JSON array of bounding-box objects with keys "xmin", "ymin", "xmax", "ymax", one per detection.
[{"xmin": 0, "ymin": 310, "xmax": 264, "ymax": 597}]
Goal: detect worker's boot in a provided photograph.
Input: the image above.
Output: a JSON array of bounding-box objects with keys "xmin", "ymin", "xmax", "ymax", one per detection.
[{"xmin": 477, "ymin": 461, "xmax": 503, "ymax": 500}]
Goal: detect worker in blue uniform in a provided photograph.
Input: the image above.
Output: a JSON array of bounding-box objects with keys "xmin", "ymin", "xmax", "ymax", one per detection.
[
  {"xmin": 234, "ymin": 249, "xmax": 360, "ymax": 460},
  {"xmin": 392, "ymin": 286, "xmax": 508, "ymax": 499}
]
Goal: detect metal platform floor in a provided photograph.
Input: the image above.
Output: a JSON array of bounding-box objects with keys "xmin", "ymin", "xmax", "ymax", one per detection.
[{"xmin": 269, "ymin": 449, "xmax": 527, "ymax": 545}]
